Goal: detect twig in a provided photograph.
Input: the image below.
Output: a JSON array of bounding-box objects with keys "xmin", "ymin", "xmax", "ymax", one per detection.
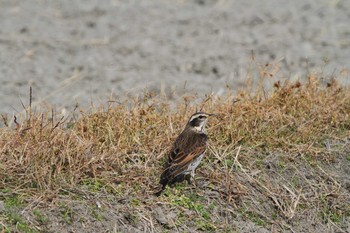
[{"xmin": 14, "ymin": 116, "xmax": 20, "ymax": 130}]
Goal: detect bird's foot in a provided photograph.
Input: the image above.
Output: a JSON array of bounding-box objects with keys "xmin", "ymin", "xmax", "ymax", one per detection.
[
  {"xmin": 186, "ymin": 176, "xmax": 198, "ymax": 189},
  {"xmin": 185, "ymin": 175, "xmax": 192, "ymax": 185}
]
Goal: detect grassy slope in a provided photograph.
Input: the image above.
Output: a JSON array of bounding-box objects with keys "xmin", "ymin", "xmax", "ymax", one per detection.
[{"xmin": 0, "ymin": 76, "xmax": 350, "ymax": 232}]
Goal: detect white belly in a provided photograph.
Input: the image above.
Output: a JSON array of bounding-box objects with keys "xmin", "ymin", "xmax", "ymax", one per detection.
[{"xmin": 184, "ymin": 153, "xmax": 204, "ymax": 174}]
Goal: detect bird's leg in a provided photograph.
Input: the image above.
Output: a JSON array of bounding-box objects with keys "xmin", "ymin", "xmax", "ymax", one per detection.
[
  {"xmin": 185, "ymin": 174, "xmax": 192, "ymax": 185},
  {"xmin": 190, "ymin": 171, "xmax": 197, "ymax": 188}
]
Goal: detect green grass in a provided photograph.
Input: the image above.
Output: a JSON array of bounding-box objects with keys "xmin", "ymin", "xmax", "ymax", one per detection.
[
  {"xmin": 58, "ymin": 203, "xmax": 74, "ymax": 224},
  {"xmin": 5, "ymin": 211, "xmax": 37, "ymax": 233},
  {"xmin": 4, "ymin": 195, "xmax": 23, "ymax": 208},
  {"xmin": 1, "ymin": 194, "xmax": 37, "ymax": 233},
  {"xmin": 239, "ymin": 207, "xmax": 268, "ymax": 227},
  {"xmin": 80, "ymin": 178, "xmax": 105, "ymax": 192},
  {"xmin": 33, "ymin": 209, "xmax": 49, "ymax": 225}
]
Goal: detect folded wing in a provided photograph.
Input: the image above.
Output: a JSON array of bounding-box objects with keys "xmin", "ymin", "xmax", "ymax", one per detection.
[{"xmin": 159, "ymin": 133, "xmax": 207, "ymax": 187}]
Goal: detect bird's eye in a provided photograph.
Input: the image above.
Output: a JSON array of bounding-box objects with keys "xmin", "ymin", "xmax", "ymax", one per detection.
[{"xmin": 198, "ymin": 115, "xmax": 205, "ymax": 119}]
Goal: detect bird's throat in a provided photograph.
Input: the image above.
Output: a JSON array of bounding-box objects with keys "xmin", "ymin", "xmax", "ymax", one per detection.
[{"xmin": 193, "ymin": 125, "xmax": 204, "ymax": 133}]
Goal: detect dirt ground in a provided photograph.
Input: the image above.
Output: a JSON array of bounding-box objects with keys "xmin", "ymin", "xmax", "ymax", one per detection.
[{"xmin": 1, "ymin": 0, "xmax": 350, "ymax": 114}]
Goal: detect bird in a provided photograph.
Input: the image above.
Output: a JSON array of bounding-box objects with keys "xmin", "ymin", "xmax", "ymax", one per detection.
[{"xmin": 155, "ymin": 112, "xmax": 215, "ymax": 196}]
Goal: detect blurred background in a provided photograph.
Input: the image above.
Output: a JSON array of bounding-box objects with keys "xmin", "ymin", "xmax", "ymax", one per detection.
[{"xmin": 0, "ymin": 0, "xmax": 349, "ymax": 114}]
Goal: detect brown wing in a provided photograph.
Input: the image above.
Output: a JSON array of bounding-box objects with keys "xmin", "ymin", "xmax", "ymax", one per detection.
[
  {"xmin": 159, "ymin": 132, "xmax": 207, "ymax": 187},
  {"xmin": 168, "ymin": 131, "xmax": 207, "ymax": 163},
  {"xmin": 165, "ymin": 146, "xmax": 206, "ymax": 179}
]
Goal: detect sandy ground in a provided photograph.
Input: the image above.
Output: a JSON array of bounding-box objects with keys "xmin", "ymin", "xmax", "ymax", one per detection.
[{"xmin": 0, "ymin": 0, "xmax": 350, "ymax": 114}]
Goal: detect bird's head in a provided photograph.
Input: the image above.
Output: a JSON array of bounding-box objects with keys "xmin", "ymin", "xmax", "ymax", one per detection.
[{"xmin": 186, "ymin": 112, "xmax": 215, "ymax": 132}]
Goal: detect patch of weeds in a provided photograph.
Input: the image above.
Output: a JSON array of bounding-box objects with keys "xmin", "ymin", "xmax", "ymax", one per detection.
[
  {"xmin": 168, "ymin": 193, "xmax": 215, "ymax": 230},
  {"xmin": 254, "ymin": 158, "xmax": 265, "ymax": 168},
  {"xmin": 2, "ymin": 193, "xmax": 36, "ymax": 232},
  {"xmin": 224, "ymin": 158, "xmax": 234, "ymax": 167},
  {"xmin": 0, "ymin": 187, "xmax": 11, "ymax": 193},
  {"xmin": 5, "ymin": 211, "xmax": 23, "ymax": 224},
  {"xmin": 91, "ymin": 208, "xmax": 104, "ymax": 221},
  {"xmin": 80, "ymin": 178, "xmax": 105, "ymax": 192},
  {"xmin": 271, "ymin": 211, "xmax": 278, "ymax": 220},
  {"xmin": 124, "ymin": 211, "xmax": 139, "ymax": 226},
  {"xmin": 346, "ymin": 205, "xmax": 350, "ymax": 214},
  {"xmin": 29, "ymin": 181, "xmax": 39, "ymax": 189},
  {"xmin": 196, "ymin": 219, "xmax": 216, "ymax": 231},
  {"xmin": 208, "ymin": 202, "xmax": 216, "ymax": 211},
  {"xmin": 130, "ymin": 198, "xmax": 141, "ymax": 207},
  {"xmin": 257, "ymin": 176, "xmax": 265, "ymax": 184},
  {"xmin": 33, "ymin": 209, "xmax": 49, "ymax": 225},
  {"xmin": 105, "ymin": 183, "xmax": 123, "ymax": 195},
  {"xmin": 5, "ymin": 211, "xmax": 37, "ymax": 233},
  {"xmin": 239, "ymin": 207, "xmax": 267, "ymax": 227},
  {"xmin": 58, "ymin": 189, "xmax": 70, "ymax": 196},
  {"xmin": 246, "ymin": 211, "xmax": 266, "ymax": 226},
  {"xmin": 59, "ymin": 203, "xmax": 74, "ymax": 224},
  {"xmin": 0, "ymin": 224, "xmax": 11, "ymax": 233},
  {"xmin": 174, "ymin": 211, "xmax": 186, "ymax": 226},
  {"xmin": 346, "ymin": 154, "xmax": 350, "ymax": 161},
  {"xmin": 78, "ymin": 215, "xmax": 88, "ymax": 224},
  {"xmin": 161, "ymin": 182, "xmax": 187, "ymax": 196},
  {"xmin": 329, "ymin": 211, "xmax": 342, "ymax": 223},
  {"xmin": 170, "ymin": 194, "xmax": 194, "ymax": 209},
  {"xmin": 290, "ymin": 175, "xmax": 299, "ymax": 188},
  {"xmin": 221, "ymin": 227, "xmax": 238, "ymax": 233},
  {"xmin": 17, "ymin": 221, "xmax": 37, "ymax": 233},
  {"xmin": 5, "ymin": 195, "xmax": 23, "ymax": 208},
  {"xmin": 194, "ymin": 203, "xmax": 210, "ymax": 220},
  {"xmin": 298, "ymin": 203, "xmax": 307, "ymax": 210},
  {"xmin": 301, "ymin": 153, "xmax": 318, "ymax": 166},
  {"xmin": 174, "ymin": 182, "xmax": 188, "ymax": 191},
  {"xmin": 319, "ymin": 196, "xmax": 343, "ymax": 224},
  {"xmin": 130, "ymin": 181, "xmax": 143, "ymax": 193},
  {"xmin": 276, "ymin": 160, "xmax": 287, "ymax": 170}
]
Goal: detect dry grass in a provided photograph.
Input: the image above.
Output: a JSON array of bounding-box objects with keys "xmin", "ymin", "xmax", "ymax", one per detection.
[{"xmin": 0, "ymin": 75, "xmax": 350, "ymax": 232}]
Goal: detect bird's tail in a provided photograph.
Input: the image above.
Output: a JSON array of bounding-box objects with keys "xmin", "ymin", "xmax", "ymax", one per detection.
[
  {"xmin": 154, "ymin": 180, "xmax": 167, "ymax": 196},
  {"xmin": 154, "ymin": 172, "xmax": 169, "ymax": 196},
  {"xmin": 154, "ymin": 186, "xmax": 165, "ymax": 196}
]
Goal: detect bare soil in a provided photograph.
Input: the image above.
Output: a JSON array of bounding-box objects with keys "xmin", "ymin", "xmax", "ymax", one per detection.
[{"xmin": 1, "ymin": 0, "xmax": 350, "ymax": 114}]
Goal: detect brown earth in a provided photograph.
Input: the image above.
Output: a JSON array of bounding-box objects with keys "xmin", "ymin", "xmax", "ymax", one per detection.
[{"xmin": 1, "ymin": 0, "xmax": 350, "ymax": 115}]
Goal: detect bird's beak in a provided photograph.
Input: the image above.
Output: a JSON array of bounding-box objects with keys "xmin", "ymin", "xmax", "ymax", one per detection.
[{"xmin": 208, "ymin": 113, "xmax": 217, "ymax": 117}]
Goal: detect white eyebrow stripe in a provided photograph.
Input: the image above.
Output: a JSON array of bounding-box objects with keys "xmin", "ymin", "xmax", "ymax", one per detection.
[{"xmin": 189, "ymin": 114, "xmax": 207, "ymax": 122}]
